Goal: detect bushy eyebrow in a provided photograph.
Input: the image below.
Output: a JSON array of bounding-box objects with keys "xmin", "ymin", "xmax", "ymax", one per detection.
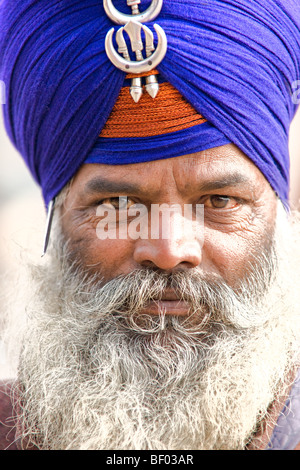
[
  {"xmin": 83, "ymin": 171, "xmax": 254, "ymax": 197},
  {"xmin": 84, "ymin": 177, "xmax": 142, "ymax": 195},
  {"xmin": 198, "ymin": 172, "xmax": 253, "ymax": 192}
]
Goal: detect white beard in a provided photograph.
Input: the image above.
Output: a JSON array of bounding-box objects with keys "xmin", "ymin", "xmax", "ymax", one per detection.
[{"xmin": 14, "ymin": 201, "xmax": 300, "ymax": 450}]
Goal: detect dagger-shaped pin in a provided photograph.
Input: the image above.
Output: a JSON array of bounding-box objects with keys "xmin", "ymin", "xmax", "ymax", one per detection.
[
  {"xmin": 116, "ymin": 27, "xmax": 130, "ymax": 60},
  {"xmin": 127, "ymin": 0, "xmax": 141, "ymax": 16},
  {"xmin": 116, "ymin": 26, "xmax": 143, "ymax": 102},
  {"xmin": 127, "ymin": 0, "xmax": 159, "ymax": 99},
  {"xmin": 123, "ymin": 21, "xmax": 145, "ymax": 102},
  {"xmin": 143, "ymin": 26, "xmax": 159, "ymax": 98}
]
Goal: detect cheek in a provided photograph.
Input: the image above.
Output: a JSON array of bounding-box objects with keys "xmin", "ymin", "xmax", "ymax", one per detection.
[
  {"xmin": 203, "ymin": 226, "xmax": 272, "ymax": 286},
  {"xmin": 83, "ymin": 239, "xmax": 135, "ymax": 279},
  {"xmin": 62, "ymin": 213, "xmax": 136, "ymax": 279}
]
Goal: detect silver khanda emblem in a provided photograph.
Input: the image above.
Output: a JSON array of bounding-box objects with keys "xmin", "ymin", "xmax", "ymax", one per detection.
[{"xmin": 104, "ymin": 0, "xmax": 167, "ymax": 102}]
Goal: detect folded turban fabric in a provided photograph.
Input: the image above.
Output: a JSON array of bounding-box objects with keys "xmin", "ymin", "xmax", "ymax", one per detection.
[{"xmin": 0, "ymin": 0, "xmax": 300, "ymax": 206}]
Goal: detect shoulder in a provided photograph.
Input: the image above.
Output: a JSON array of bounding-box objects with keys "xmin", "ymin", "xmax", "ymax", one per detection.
[
  {"xmin": 0, "ymin": 381, "xmax": 19, "ymax": 450},
  {"xmin": 265, "ymin": 369, "xmax": 300, "ymax": 451}
]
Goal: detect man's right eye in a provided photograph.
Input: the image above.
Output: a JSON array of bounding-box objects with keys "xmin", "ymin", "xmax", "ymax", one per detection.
[{"xmin": 98, "ymin": 196, "xmax": 136, "ymax": 210}]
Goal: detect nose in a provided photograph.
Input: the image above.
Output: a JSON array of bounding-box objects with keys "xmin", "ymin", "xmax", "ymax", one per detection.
[{"xmin": 133, "ymin": 207, "xmax": 203, "ymax": 270}]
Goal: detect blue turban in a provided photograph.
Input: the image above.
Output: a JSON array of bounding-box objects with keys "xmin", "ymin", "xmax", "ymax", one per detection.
[{"xmin": 1, "ymin": 0, "xmax": 299, "ymax": 206}]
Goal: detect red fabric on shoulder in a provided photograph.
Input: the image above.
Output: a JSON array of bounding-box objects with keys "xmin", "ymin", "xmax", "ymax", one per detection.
[{"xmin": 0, "ymin": 382, "xmax": 18, "ymax": 450}]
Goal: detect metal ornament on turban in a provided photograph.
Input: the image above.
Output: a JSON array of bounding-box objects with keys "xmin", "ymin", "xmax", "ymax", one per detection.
[{"xmin": 1, "ymin": 0, "xmax": 300, "ymax": 210}]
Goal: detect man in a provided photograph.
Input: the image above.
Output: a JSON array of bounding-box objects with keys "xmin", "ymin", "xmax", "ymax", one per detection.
[{"xmin": 0, "ymin": 0, "xmax": 300, "ymax": 450}]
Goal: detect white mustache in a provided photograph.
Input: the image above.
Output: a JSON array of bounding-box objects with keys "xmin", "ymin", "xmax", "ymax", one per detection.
[{"xmin": 60, "ymin": 246, "xmax": 276, "ymax": 336}]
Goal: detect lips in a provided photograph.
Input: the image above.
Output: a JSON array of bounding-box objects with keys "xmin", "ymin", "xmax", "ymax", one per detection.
[{"xmin": 140, "ymin": 289, "xmax": 190, "ymax": 316}]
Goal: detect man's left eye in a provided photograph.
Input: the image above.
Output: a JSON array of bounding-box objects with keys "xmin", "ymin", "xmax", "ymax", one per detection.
[{"xmin": 204, "ymin": 195, "xmax": 239, "ymax": 209}]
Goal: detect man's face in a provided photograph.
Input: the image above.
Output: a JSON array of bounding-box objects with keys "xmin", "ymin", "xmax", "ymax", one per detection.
[
  {"xmin": 61, "ymin": 143, "xmax": 277, "ymax": 293},
  {"xmin": 18, "ymin": 143, "xmax": 300, "ymax": 451}
]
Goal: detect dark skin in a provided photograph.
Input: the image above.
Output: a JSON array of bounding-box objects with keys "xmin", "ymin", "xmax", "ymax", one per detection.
[{"xmin": 60, "ymin": 144, "xmax": 278, "ymax": 314}]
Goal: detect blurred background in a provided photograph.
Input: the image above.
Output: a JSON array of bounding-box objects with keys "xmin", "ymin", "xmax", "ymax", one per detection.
[
  {"xmin": 0, "ymin": 106, "xmax": 300, "ymax": 380},
  {"xmin": 0, "ymin": 109, "xmax": 45, "ymax": 380}
]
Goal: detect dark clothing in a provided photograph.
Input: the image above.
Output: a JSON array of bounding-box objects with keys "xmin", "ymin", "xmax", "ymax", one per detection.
[{"xmin": 0, "ymin": 382, "xmax": 18, "ymax": 450}]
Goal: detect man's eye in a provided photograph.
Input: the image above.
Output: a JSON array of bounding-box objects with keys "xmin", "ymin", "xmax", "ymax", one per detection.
[
  {"xmin": 204, "ymin": 195, "xmax": 239, "ymax": 209},
  {"xmin": 99, "ymin": 196, "xmax": 135, "ymax": 210}
]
